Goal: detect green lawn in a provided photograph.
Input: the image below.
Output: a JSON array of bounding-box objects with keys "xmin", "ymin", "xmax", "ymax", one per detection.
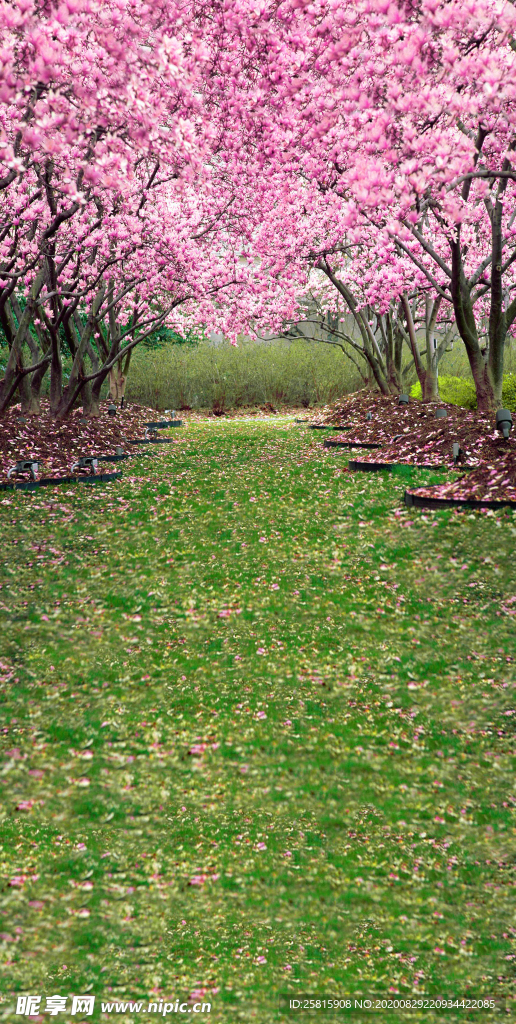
[{"xmin": 0, "ymin": 417, "xmax": 515, "ymax": 1022}]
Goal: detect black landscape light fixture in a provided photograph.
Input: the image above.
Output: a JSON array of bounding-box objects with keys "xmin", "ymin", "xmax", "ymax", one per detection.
[
  {"xmin": 398, "ymin": 394, "xmax": 409, "ymax": 405},
  {"xmin": 366, "ymin": 412, "xmax": 372, "ymax": 421},
  {"xmin": 71, "ymin": 457, "xmax": 98, "ymax": 475},
  {"xmin": 496, "ymin": 408, "xmax": 513, "ymax": 439},
  {"xmin": 108, "ymin": 403, "xmax": 117, "ymax": 416},
  {"xmin": 7, "ymin": 460, "xmax": 39, "ymax": 481},
  {"xmin": 435, "ymin": 409, "xmax": 447, "ymax": 419},
  {"xmin": 453, "ymin": 442, "xmax": 461, "ymax": 464}
]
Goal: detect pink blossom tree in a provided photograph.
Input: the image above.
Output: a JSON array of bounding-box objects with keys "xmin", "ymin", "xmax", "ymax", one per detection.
[{"xmin": 224, "ymin": 0, "xmax": 516, "ymax": 411}]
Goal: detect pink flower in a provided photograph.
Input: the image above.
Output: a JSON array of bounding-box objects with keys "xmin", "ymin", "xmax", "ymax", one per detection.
[{"xmin": 188, "ymin": 873, "xmax": 218, "ymax": 886}]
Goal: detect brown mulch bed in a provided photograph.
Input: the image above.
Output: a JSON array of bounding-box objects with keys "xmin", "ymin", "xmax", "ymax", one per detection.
[
  {"xmin": 0, "ymin": 401, "xmax": 308, "ymax": 485},
  {"xmin": 315, "ymin": 391, "xmax": 516, "ymax": 504},
  {"xmin": 0, "ymin": 401, "xmax": 160, "ymax": 484},
  {"xmin": 408, "ymin": 452, "xmax": 516, "ymax": 504}
]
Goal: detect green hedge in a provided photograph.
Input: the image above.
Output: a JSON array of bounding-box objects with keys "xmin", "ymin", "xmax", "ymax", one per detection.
[
  {"xmin": 410, "ymin": 374, "xmax": 516, "ymax": 412},
  {"xmin": 125, "ymin": 338, "xmax": 362, "ymax": 411},
  {"xmin": 503, "ymin": 373, "xmax": 516, "ymax": 412}
]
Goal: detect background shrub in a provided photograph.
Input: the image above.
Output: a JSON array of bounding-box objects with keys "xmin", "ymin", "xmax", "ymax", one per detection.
[
  {"xmin": 410, "ymin": 373, "xmax": 516, "ymax": 412},
  {"xmin": 410, "ymin": 376, "xmax": 477, "ymax": 408},
  {"xmin": 125, "ymin": 338, "xmax": 363, "ymax": 411},
  {"xmin": 502, "ymin": 372, "xmax": 516, "ymax": 412}
]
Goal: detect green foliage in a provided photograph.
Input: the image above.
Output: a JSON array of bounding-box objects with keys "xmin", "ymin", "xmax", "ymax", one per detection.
[
  {"xmin": 502, "ymin": 371, "xmax": 516, "ymax": 412},
  {"xmin": 0, "ymin": 421, "xmax": 515, "ymax": 1009},
  {"xmin": 127, "ymin": 337, "xmax": 362, "ymax": 410},
  {"xmin": 142, "ymin": 324, "xmax": 204, "ymax": 350},
  {"xmin": 410, "ymin": 373, "xmax": 516, "ymax": 412},
  {"xmin": 410, "ymin": 375, "xmax": 477, "ymax": 408}
]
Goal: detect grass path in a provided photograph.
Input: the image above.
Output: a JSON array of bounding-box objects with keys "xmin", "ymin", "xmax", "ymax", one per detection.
[{"xmin": 0, "ymin": 417, "xmax": 515, "ymax": 1021}]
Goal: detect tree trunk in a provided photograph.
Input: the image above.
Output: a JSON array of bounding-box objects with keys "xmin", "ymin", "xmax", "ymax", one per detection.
[
  {"xmin": 468, "ymin": 350, "xmax": 493, "ymax": 414},
  {"xmin": 449, "ymin": 232, "xmax": 495, "ymax": 413},
  {"xmin": 55, "ymin": 285, "xmax": 105, "ymax": 420},
  {"xmin": 8, "ymin": 297, "xmax": 46, "ymax": 414},
  {"xmin": 81, "ymin": 339, "xmax": 100, "ymax": 417},
  {"xmin": 401, "ymin": 294, "xmax": 434, "ymax": 400},
  {"xmin": 108, "ymin": 364, "xmax": 126, "ymax": 402},
  {"xmin": 421, "ymin": 295, "xmax": 441, "ymax": 402},
  {"xmin": 394, "ymin": 319, "xmax": 404, "ymax": 388},
  {"xmin": 0, "ymin": 267, "xmax": 47, "ymax": 415},
  {"xmin": 20, "ymin": 382, "xmax": 42, "ymax": 415},
  {"xmin": 487, "ymin": 179, "xmax": 508, "ymax": 409},
  {"xmin": 81, "ymin": 383, "xmax": 101, "ymax": 417},
  {"xmin": 381, "ymin": 312, "xmax": 401, "ymax": 393},
  {"xmin": 49, "ymin": 324, "xmax": 63, "ymax": 415},
  {"xmin": 28, "ymin": 359, "xmax": 49, "ymax": 413}
]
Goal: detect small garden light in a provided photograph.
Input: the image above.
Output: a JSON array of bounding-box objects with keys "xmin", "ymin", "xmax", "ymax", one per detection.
[
  {"xmin": 108, "ymin": 403, "xmax": 117, "ymax": 416},
  {"xmin": 71, "ymin": 457, "xmax": 98, "ymax": 475},
  {"xmin": 398, "ymin": 394, "xmax": 409, "ymax": 405},
  {"xmin": 366, "ymin": 412, "xmax": 372, "ymax": 421},
  {"xmin": 145, "ymin": 426, "xmax": 158, "ymax": 440},
  {"xmin": 496, "ymin": 408, "xmax": 513, "ymax": 439},
  {"xmin": 453, "ymin": 442, "xmax": 461, "ymax": 464},
  {"xmin": 435, "ymin": 409, "xmax": 447, "ymax": 419},
  {"xmin": 115, "ymin": 446, "xmax": 125, "ymax": 456},
  {"xmin": 7, "ymin": 460, "xmax": 39, "ymax": 481}
]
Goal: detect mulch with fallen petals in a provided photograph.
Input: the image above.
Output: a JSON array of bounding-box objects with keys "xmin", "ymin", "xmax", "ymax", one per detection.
[
  {"xmin": 315, "ymin": 391, "xmax": 516, "ymax": 505},
  {"xmin": 0, "ymin": 401, "xmax": 157, "ymax": 484}
]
